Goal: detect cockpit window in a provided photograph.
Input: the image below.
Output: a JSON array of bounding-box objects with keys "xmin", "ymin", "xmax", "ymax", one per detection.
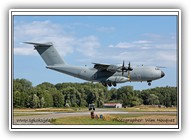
[{"xmin": 155, "ymin": 67, "xmax": 160, "ymax": 70}]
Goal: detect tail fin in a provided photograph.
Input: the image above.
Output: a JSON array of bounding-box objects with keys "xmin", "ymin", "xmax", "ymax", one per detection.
[{"xmin": 24, "ymin": 42, "xmax": 65, "ymax": 66}]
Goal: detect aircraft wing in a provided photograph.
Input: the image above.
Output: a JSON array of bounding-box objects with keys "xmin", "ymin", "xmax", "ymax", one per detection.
[
  {"xmin": 93, "ymin": 63, "xmax": 120, "ymax": 72},
  {"xmin": 93, "ymin": 63, "xmax": 110, "ymax": 71}
]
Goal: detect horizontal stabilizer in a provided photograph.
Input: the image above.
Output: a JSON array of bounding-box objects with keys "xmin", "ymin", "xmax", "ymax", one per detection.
[{"xmin": 24, "ymin": 42, "xmax": 52, "ymax": 47}]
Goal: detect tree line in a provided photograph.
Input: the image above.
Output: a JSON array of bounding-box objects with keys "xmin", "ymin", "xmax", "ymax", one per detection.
[{"xmin": 13, "ymin": 78, "xmax": 177, "ymax": 108}]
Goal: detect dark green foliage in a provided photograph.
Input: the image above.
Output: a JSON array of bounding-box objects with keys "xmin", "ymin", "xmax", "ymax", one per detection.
[
  {"xmin": 13, "ymin": 79, "xmax": 178, "ymax": 108},
  {"xmin": 52, "ymin": 92, "xmax": 64, "ymax": 107}
]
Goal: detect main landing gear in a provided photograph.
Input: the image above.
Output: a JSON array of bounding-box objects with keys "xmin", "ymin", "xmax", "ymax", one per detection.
[{"xmin": 101, "ymin": 82, "xmax": 117, "ymax": 87}]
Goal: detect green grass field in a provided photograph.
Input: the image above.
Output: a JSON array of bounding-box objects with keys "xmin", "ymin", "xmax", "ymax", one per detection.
[
  {"xmin": 13, "ymin": 106, "xmax": 177, "ymax": 125},
  {"xmin": 51, "ymin": 115, "xmax": 126, "ymax": 125},
  {"xmin": 50, "ymin": 114, "xmax": 177, "ymax": 125}
]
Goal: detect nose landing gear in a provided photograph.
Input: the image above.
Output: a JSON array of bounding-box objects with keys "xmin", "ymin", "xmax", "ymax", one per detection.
[{"xmin": 147, "ymin": 80, "xmax": 152, "ymax": 86}]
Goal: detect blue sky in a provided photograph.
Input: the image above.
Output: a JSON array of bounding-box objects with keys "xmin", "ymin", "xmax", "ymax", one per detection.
[{"xmin": 13, "ymin": 15, "xmax": 178, "ymax": 90}]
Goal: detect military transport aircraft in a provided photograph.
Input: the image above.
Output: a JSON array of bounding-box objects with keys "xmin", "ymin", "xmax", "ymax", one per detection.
[{"xmin": 24, "ymin": 42, "xmax": 165, "ymax": 87}]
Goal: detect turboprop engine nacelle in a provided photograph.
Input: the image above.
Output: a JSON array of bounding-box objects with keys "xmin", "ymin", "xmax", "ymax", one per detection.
[{"xmin": 106, "ymin": 76, "xmax": 129, "ymax": 83}]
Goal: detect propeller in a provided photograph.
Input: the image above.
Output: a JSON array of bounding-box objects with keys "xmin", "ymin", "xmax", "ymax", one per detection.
[{"xmin": 121, "ymin": 60, "xmax": 133, "ymax": 76}]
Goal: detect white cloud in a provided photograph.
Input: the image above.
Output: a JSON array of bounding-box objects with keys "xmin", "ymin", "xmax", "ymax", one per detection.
[
  {"xmin": 155, "ymin": 51, "xmax": 176, "ymax": 65},
  {"xmin": 106, "ymin": 49, "xmax": 176, "ymax": 67},
  {"xmin": 14, "ymin": 20, "xmax": 101, "ymax": 59},
  {"xmin": 14, "ymin": 20, "xmax": 61, "ymax": 40},
  {"xmin": 104, "ymin": 35, "xmax": 176, "ymax": 67},
  {"xmin": 114, "ymin": 42, "xmax": 134, "ymax": 49},
  {"xmin": 108, "ymin": 40, "xmax": 152, "ymax": 49},
  {"xmin": 132, "ymin": 40, "xmax": 151, "ymax": 44},
  {"xmin": 76, "ymin": 35, "xmax": 100, "ymax": 57},
  {"xmin": 14, "ymin": 20, "xmax": 176, "ymax": 67}
]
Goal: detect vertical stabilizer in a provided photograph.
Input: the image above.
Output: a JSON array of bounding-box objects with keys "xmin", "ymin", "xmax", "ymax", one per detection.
[{"xmin": 24, "ymin": 42, "xmax": 65, "ymax": 66}]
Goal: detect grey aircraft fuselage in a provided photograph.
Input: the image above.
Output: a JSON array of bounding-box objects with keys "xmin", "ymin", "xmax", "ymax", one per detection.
[{"xmin": 24, "ymin": 42, "xmax": 165, "ymax": 87}]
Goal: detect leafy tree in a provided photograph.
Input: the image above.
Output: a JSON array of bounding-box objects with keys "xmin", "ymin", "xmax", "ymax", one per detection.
[
  {"xmin": 109, "ymin": 88, "xmax": 118, "ymax": 101},
  {"xmin": 13, "ymin": 78, "xmax": 177, "ymax": 108},
  {"xmin": 13, "ymin": 79, "xmax": 32, "ymax": 93},
  {"xmin": 39, "ymin": 97, "xmax": 45, "ymax": 108},
  {"xmin": 52, "ymin": 92, "xmax": 64, "ymax": 107},
  {"xmin": 13, "ymin": 91, "xmax": 22, "ymax": 108},
  {"xmin": 36, "ymin": 82, "xmax": 55, "ymax": 91},
  {"xmin": 148, "ymin": 94, "xmax": 160, "ymax": 105},
  {"xmin": 43, "ymin": 91, "xmax": 53, "ymax": 107},
  {"xmin": 13, "ymin": 90, "xmax": 29, "ymax": 108},
  {"xmin": 29, "ymin": 94, "xmax": 40, "ymax": 108}
]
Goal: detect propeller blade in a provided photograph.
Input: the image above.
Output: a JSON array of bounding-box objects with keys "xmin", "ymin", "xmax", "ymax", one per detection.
[
  {"xmin": 122, "ymin": 60, "xmax": 124, "ymax": 68},
  {"xmin": 122, "ymin": 70, "xmax": 124, "ymax": 76},
  {"xmin": 121, "ymin": 60, "xmax": 125, "ymax": 76},
  {"xmin": 128, "ymin": 61, "xmax": 133, "ymax": 71}
]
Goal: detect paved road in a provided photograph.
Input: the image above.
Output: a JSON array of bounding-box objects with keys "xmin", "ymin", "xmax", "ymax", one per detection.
[{"xmin": 13, "ymin": 110, "xmax": 177, "ymax": 125}]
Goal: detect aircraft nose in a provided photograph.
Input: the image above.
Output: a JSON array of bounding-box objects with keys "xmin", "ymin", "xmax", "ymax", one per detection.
[{"xmin": 161, "ymin": 70, "xmax": 165, "ymax": 77}]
